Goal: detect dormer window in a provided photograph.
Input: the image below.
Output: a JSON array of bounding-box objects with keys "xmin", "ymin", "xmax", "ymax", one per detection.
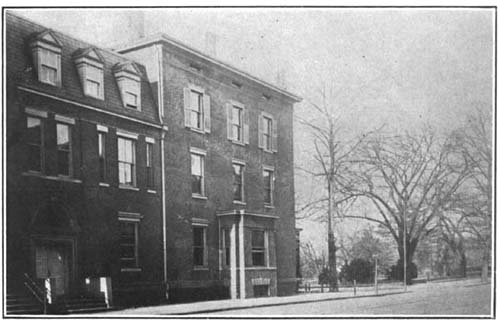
[
  {"xmin": 30, "ymin": 30, "xmax": 62, "ymax": 87},
  {"xmin": 74, "ymin": 48, "xmax": 104, "ymax": 100},
  {"xmin": 114, "ymin": 62, "xmax": 141, "ymax": 110}
]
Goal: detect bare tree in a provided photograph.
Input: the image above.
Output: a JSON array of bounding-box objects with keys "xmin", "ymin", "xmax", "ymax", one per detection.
[
  {"xmin": 300, "ymin": 241, "xmax": 327, "ymax": 279},
  {"xmin": 449, "ymin": 109, "xmax": 492, "ymax": 281},
  {"xmin": 344, "ymin": 127, "xmax": 471, "ymax": 282}
]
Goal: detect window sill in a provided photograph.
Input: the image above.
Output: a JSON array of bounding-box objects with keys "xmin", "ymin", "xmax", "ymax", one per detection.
[
  {"xmin": 262, "ymin": 148, "xmax": 275, "ymax": 154},
  {"xmin": 119, "ymin": 185, "xmax": 140, "ymax": 191},
  {"xmin": 264, "ymin": 204, "xmax": 275, "ymax": 209},
  {"xmin": 230, "ymin": 140, "xmax": 246, "ymax": 147},
  {"xmin": 193, "ymin": 267, "xmax": 209, "ymax": 271},
  {"xmin": 247, "ymin": 267, "xmax": 277, "ymax": 271},
  {"xmin": 22, "ymin": 172, "xmax": 82, "ymax": 183},
  {"xmin": 99, "ymin": 182, "xmax": 110, "ymax": 187},
  {"xmin": 192, "ymin": 194, "xmax": 208, "ymax": 200},
  {"xmin": 233, "ymin": 200, "xmax": 246, "ymax": 205},
  {"xmin": 147, "ymin": 189, "xmax": 157, "ymax": 194},
  {"xmin": 121, "ymin": 268, "xmax": 142, "ymax": 272},
  {"xmin": 188, "ymin": 127, "xmax": 206, "ymax": 135}
]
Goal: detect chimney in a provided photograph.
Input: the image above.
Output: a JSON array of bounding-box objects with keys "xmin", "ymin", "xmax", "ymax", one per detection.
[{"xmin": 205, "ymin": 32, "xmax": 217, "ymax": 57}]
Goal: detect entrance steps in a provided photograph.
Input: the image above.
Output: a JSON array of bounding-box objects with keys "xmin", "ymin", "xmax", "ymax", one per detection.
[
  {"xmin": 63, "ymin": 295, "xmax": 111, "ymax": 314},
  {"xmin": 6, "ymin": 292, "xmax": 44, "ymax": 315}
]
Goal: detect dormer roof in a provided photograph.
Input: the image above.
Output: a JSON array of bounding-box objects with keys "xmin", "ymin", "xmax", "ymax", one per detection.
[
  {"xmin": 73, "ymin": 47, "xmax": 104, "ymax": 63},
  {"xmin": 31, "ymin": 29, "xmax": 63, "ymax": 47},
  {"xmin": 113, "ymin": 61, "xmax": 141, "ymax": 76}
]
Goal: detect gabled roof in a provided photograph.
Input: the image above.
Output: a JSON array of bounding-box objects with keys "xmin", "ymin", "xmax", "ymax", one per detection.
[
  {"xmin": 113, "ymin": 61, "xmax": 141, "ymax": 76},
  {"xmin": 31, "ymin": 29, "xmax": 63, "ymax": 47},
  {"xmin": 73, "ymin": 47, "xmax": 104, "ymax": 63}
]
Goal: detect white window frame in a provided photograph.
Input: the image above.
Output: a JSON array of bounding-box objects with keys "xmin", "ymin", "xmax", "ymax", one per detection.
[
  {"xmin": 231, "ymin": 104, "xmax": 244, "ymax": 142},
  {"xmin": 26, "ymin": 115, "xmax": 44, "ymax": 173},
  {"xmin": 192, "ymin": 224, "xmax": 208, "ymax": 268},
  {"xmin": 56, "ymin": 121, "xmax": 73, "ymax": 177},
  {"xmin": 117, "ymin": 135, "xmax": 137, "ymax": 188},
  {"xmin": 30, "ymin": 31, "xmax": 62, "ymax": 87},
  {"xmin": 118, "ymin": 213, "xmax": 142, "ymax": 271},
  {"xmin": 184, "ymin": 84, "xmax": 211, "ymax": 133},
  {"xmin": 115, "ymin": 68, "xmax": 142, "ymax": 111},
  {"xmin": 251, "ymin": 230, "xmax": 269, "ymax": 267},
  {"xmin": 263, "ymin": 166, "xmax": 275, "ymax": 206},
  {"xmin": 190, "ymin": 148, "xmax": 206, "ymax": 198},
  {"xmin": 232, "ymin": 159, "xmax": 245, "ymax": 204}
]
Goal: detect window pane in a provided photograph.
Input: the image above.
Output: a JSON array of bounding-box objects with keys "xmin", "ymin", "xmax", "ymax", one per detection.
[
  {"xmin": 193, "ymin": 227, "xmax": 204, "ymax": 246},
  {"xmin": 41, "ymin": 65, "xmax": 57, "ymax": 84},
  {"xmin": 191, "ymin": 110, "xmax": 201, "ymax": 129},
  {"xmin": 252, "ymin": 231, "xmax": 265, "ymax": 248},
  {"xmin": 41, "ymin": 49, "xmax": 58, "ymax": 67},
  {"xmin": 252, "ymin": 252, "xmax": 265, "ymax": 267},
  {"xmin": 125, "ymin": 91, "xmax": 138, "ymax": 108},
  {"xmin": 57, "ymin": 124, "xmax": 71, "ymax": 175},
  {"xmin": 120, "ymin": 221, "xmax": 137, "ymax": 268},
  {"xmin": 192, "ymin": 175, "xmax": 202, "ymax": 195},
  {"xmin": 193, "ymin": 226, "xmax": 205, "ymax": 266},
  {"xmin": 190, "ymin": 91, "xmax": 202, "ymax": 112},
  {"xmin": 86, "ymin": 79, "xmax": 100, "ymax": 97},
  {"xmin": 232, "ymin": 107, "xmax": 241, "ymax": 124},
  {"xmin": 191, "ymin": 154, "xmax": 201, "ymax": 176},
  {"xmin": 233, "ymin": 164, "xmax": 243, "ymax": 201},
  {"xmin": 27, "ymin": 117, "xmax": 42, "ymax": 171}
]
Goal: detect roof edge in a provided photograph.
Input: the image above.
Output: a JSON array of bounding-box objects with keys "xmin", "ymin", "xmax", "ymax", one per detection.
[{"xmin": 115, "ymin": 33, "xmax": 302, "ymax": 103}]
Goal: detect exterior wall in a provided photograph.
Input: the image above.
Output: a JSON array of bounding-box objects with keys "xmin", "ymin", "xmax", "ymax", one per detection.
[
  {"xmin": 6, "ymin": 13, "xmax": 164, "ymax": 307},
  {"xmin": 122, "ymin": 42, "xmax": 298, "ymax": 301}
]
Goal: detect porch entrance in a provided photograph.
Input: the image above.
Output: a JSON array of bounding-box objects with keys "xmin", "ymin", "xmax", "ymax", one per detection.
[{"xmin": 35, "ymin": 241, "xmax": 72, "ymax": 296}]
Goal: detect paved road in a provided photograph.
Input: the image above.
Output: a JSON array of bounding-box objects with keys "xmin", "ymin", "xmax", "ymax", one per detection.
[{"xmin": 205, "ymin": 280, "xmax": 492, "ymax": 316}]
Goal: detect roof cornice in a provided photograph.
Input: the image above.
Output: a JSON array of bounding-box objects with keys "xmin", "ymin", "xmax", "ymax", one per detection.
[{"xmin": 116, "ymin": 33, "xmax": 302, "ymax": 103}]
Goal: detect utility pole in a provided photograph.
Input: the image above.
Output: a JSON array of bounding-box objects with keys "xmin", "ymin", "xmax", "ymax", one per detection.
[
  {"xmin": 374, "ymin": 256, "xmax": 378, "ymax": 295},
  {"xmin": 403, "ymin": 208, "xmax": 407, "ymax": 292}
]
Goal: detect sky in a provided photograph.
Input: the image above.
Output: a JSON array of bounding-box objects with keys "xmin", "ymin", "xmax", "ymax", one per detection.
[{"xmin": 13, "ymin": 8, "xmax": 495, "ymax": 255}]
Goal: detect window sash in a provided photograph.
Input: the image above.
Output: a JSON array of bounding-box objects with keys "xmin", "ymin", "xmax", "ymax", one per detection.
[
  {"xmin": 233, "ymin": 164, "xmax": 243, "ymax": 201},
  {"xmin": 232, "ymin": 106, "xmax": 242, "ymax": 141},
  {"xmin": 146, "ymin": 143, "xmax": 154, "ymax": 187},
  {"xmin": 125, "ymin": 91, "xmax": 138, "ymax": 108},
  {"xmin": 191, "ymin": 153, "xmax": 205, "ymax": 195},
  {"xmin": 98, "ymin": 132, "xmax": 106, "ymax": 182},
  {"xmin": 86, "ymin": 79, "xmax": 101, "ymax": 97},
  {"xmin": 263, "ymin": 117, "xmax": 272, "ymax": 150},
  {"xmin": 118, "ymin": 138, "xmax": 136, "ymax": 186},
  {"xmin": 27, "ymin": 116, "xmax": 42, "ymax": 172},
  {"xmin": 263, "ymin": 170, "xmax": 273, "ymax": 204},
  {"xmin": 193, "ymin": 227, "xmax": 206, "ymax": 267},
  {"xmin": 56, "ymin": 123, "xmax": 71, "ymax": 176},
  {"xmin": 120, "ymin": 221, "xmax": 138, "ymax": 268},
  {"xmin": 252, "ymin": 230, "xmax": 267, "ymax": 266}
]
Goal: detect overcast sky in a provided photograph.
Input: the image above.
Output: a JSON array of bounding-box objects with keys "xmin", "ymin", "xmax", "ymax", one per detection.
[{"xmin": 14, "ymin": 8, "xmax": 495, "ymax": 253}]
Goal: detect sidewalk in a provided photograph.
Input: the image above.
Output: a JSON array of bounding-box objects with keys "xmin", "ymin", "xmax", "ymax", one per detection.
[{"xmin": 89, "ymin": 285, "xmax": 406, "ymax": 316}]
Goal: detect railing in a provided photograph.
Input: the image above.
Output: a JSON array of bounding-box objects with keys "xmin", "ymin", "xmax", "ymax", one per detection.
[{"xmin": 22, "ymin": 273, "xmax": 50, "ymax": 314}]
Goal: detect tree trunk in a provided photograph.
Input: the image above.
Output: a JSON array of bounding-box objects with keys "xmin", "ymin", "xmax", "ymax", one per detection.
[
  {"xmin": 481, "ymin": 250, "xmax": 489, "ymax": 282},
  {"xmin": 328, "ymin": 231, "xmax": 338, "ymax": 291},
  {"xmin": 459, "ymin": 252, "xmax": 467, "ymax": 278},
  {"xmin": 396, "ymin": 237, "xmax": 418, "ymax": 284}
]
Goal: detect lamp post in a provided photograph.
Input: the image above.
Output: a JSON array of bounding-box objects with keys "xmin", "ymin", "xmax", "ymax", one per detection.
[{"xmin": 403, "ymin": 208, "xmax": 407, "ymax": 292}]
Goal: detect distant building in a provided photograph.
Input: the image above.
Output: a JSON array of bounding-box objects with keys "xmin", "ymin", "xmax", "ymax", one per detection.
[{"xmin": 6, "ymin": 11, "xmax": 301, "ymax": 313}]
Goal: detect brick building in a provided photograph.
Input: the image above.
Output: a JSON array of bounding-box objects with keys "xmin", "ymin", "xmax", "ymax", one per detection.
[
  {"xmin": 5, "ymin": 11, "xmax": 301, "ymax": 312},
  {"xmin": 6, "ymin": 13, "xmax": 165, "ymax": 312},
  {"xmin": 119, "ymin": 34, "xmax": 301, "ymax": 302}
]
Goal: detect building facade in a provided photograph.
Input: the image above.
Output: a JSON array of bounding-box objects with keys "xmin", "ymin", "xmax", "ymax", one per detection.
[
  {"xmin": 6, "ymin": 13, "xmax": 165, "ymax": 310},
  {"xmin": 119, "ymin": 35, "xmax": 301, "ymax": 302},
  {"xmin": 6, "ymin": 11, "xmax": 301, "ymax": 312}
]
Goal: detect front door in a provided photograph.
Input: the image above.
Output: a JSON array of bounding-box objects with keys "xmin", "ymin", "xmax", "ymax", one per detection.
[{"xmin": 35, "ymin": 242, "xmax": 70, "ymax": 296}]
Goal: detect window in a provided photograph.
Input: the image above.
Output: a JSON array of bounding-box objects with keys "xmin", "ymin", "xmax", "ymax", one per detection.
[
  {"xmin": 146, "ymin": 142, "xmax": 154, "ymax": 188},
  {"xmin": 40, "ymin": 49, "xmax": 59, "ymax": 85},
  {"xmin": 30, "ymin": 30, "xmax": 62, "ymax": 87},
  {"xmin": 263, "ymin": 169, "xmax": 274, "ymax": 205},
  {"xmin": 223, "ymin": 228, "xmax": 231, "ymax": 267},
  {"xmin": 75, "ymin": 48, "xmax": 105, "ymax": 99},
  {"xmin": 98, "ymin": 132, "xmax": 106, "ymax": 182},
  {"xmin": 114, "ymin": 62, "xmax": 141, "ymax": 110},
  {"xmin": 190, "ymin": 90, "xmax": 203, "ymax": 129},
  {"xmin": 233, "ymin": 163, "xmax": 244, "ymax": 202},
  {"xmin": 56, "ymin": 123, "xmax": 72, "ymax": 176},
  {"xmin": 191, "ymin": 152, "xmax": 205, "ymax": 196},
  {"xmin": 183, "ymin": 86, "xmax": 211, "ymax": 133},
  {"xmin": 193, "ymin": 226, "xmax": 207, "ymax": 267},
  {"xmin": 263, "ymin": 116, "xmax": 272, "ymax": 150},
  {"xmin": 84, "ymin": 65, "xmax": 103, "ymax": 99},
  {"xmin": 125, "ymin": 91, "xmax": 138, "ymax": 109},
  {"xmin": 252, "ymin": 230, "xmax": 267, "ymax": 267},
  {"xmin": 118, "ymin": 137, "xmax": 136, "ymax": 187},
  {"xmin": 120, "ymin": 220, "xmax": 139, "ymax": 269},
  {"xmin": 226, "ymin": 101, "xmax": 249, "ymax": 144},
  {"xmin": 232, "ymin": 105, "xmax": 243, "ymax": 141},
  {"xmin": 27, "ymin": 116, "xmax": 43, "ymax": 172},
  {"xmin": 259, "ymin": 113, "xmax": 277, "ymax": 152}
]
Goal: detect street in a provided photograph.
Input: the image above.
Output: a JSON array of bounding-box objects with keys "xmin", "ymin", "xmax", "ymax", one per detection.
[{"xmin": 199, "ymin": 279, "xmax": 492, "ymax": 316}]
